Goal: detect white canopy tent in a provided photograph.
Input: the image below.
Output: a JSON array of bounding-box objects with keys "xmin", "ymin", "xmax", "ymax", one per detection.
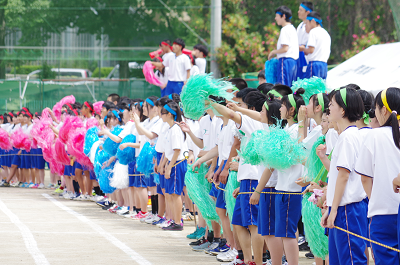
[{"xmin": 326, "ymin": 42, "xmax": 400, "ymax": 95}]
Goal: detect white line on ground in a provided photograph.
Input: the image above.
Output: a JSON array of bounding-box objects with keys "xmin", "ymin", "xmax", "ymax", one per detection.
[
  {"xmin": 0, "ymin": 198, "xmax": 50, "ymax": 265},
  {"xmin": 42, "ymin": 193, "xmax": 152, "ymax": 265}
]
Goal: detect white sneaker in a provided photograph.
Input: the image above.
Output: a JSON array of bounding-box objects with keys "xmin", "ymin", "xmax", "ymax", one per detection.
[
  {"xmin": 217, "ymin": 248, "xmax": 238, "ymax": 262},
  {"xmin": 123, "ymin": 211, "xmax": 138, "ymax": 218},
  {"xmin": 117, "ymin": 206, "xmax": 129, "ymax": 215},
  {"xmin": 91, "ymin": 195, "xmax": 104, "ymax": 202},
  {"xmin": 226, "ymin": 256, "xmax": 244, "ymax": 265},
  {"xmin": 157, "ymin": 219, "xmax": 171, "ymax": 228},
  {"xmin": 140, "ymin": 213, "xmax": 154, "ymax": 223},
  {"xmin": 60, "ymin": 190, "xmax": 68, "ymax": 197},
  {"xmin": 145, "ymin": 214, "xmax": 161, "ymax": 224},
  {"xmin": 74, "ymin": 194, "xmax": 86, "ymax": 201},
  {"xmin": 37, "ymin": 183, "xmax": 45, "ymax": 189}
]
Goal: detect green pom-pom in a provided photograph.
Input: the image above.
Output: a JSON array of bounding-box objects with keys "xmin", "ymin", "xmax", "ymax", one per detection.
[
  {"xmin": 181, "ymin": 73, "xmax": 235, "ymax": 120},
  {"xmin": 302, "ymin": 193, "xmax": 328, "ymax": 258},
  {"xmin": 239, "ymin": 125, "xmax": 307, "ymax": 170},
  {"xmin": 291, "ymin": 77, "xmax": 327, "ymax": 105},
  {"xmin": 184, "ymin": 162, "xmax": 220, "ymax": 223},
  {"xmin": 304, "ymin": 135, "xmax": 325, "ymax": 182},
  {"xmin": 224, "ymin": 170, "xmax": 239, "ymax": 223}
]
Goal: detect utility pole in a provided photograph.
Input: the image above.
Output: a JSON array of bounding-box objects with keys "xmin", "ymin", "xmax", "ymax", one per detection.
[{"xmin": 210, "ymin": 0, "xmax": 221, "ymax": 78}]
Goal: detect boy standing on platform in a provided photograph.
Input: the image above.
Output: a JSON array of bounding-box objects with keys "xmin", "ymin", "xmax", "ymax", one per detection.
[
  {"xmin": 297, "ymin": 2, "xmax": 314, "ymax": 79},
  {"xmin": 192, "ymin": 44, "xmax": 208, "ymax": 74},
  {"xmin": 303, "ymin": 11, "xmax": 331, "ymax": 79},
  {"xmin": 268, "ymin": 6, "xmax": 299, "ymax": 86}
]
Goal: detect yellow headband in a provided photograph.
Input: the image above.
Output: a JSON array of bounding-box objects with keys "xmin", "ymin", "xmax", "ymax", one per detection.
[{"xmin": 382, "ymin": 88, "xmax": 400, "ymax": 120}]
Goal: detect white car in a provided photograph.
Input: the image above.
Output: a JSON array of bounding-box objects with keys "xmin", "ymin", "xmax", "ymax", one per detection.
[
  {"xmin": 106, "ymin": 62, "xmax": 141, "ymax": 79},
  {"xmin": 27, "ymin": 68, "xmax": 92, "ymax": 79}
]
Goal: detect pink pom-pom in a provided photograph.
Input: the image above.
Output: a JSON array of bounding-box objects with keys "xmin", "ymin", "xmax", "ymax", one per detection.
[
  {"xmin": 31, "ymin": 114, "xmax": 53, "ymax": 149},
  {"xmin": 11, "ymin": 129, "xmax": 31, "ymax": 152},
  {"xmin": 54, "ymin": 138, "xmax": 70, "ymax": 165},
  {"xmin": 0, "ymin": 128, "xmax": 12, "ymax": 151},
  {"xmin": 67, "ymin": 129, "xmax": 93, "ymax": 170},
  {"xmin": 50, "ymin": 160, "xmax": 65, "ymax": 176},
  {"xmin": 31, "ymin": 137, "xmax": 38, "ymax": 149},
  {"xmin": 143, "ymin": 61, "xmax": 163, "ymax": 86},
  {"xmin": 86, "ymin": 117, "xmax": 99, "ymax": 130},
  {"xmin": 93, "ymin": 101, "xmax": 104, "ymax": 116},
  {"xmin": 59, "ymin": 115, "xmax": 83, "ymax": 143},
  {"xmin": 52, "ymin": 95, "xmax": 76, "ymax": 121},
  {"xmin": 308, "ymin": 189, "xmax": 324, "ymax": 205}
]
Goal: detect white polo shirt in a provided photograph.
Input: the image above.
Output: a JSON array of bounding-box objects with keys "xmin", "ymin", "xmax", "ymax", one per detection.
[
  {"xmin": 196, "ymin": 115, "xmax": 214, "ymax": 151},
  {"xmin": 355, "ymin": 127, "xmax": 400, "ymax": 218},
  {"xmin": 162, "ymin": 52, "xmax": 175, "ymax": 79},
  {"xmin": 297, "ymin": 21, "xmax": 309, "ymax": 46},
  {"xmin": 195, "ymin": 58, "xmax": 206, "ymax": 74},
  {"xmin": 277, "ymin": 24, "xmax": 299, "ymax": 60},
  {"xmin": 327, "ymin": 126, "xmax": 366, "ymax": 207},
  {"xmin": 216, "ymin": 119, "xmax": 235, "ymax": 166},
  {"xmin": 306, "ymin": 27, "xmax": 331, "ymax": 63},
  {"xmin": 275, "ymin": 123, "xmax": 303, "ymax": 192},
  {"xmin": 154, "ymin": 121, "xmax": 169, "ymax": 153},
  {"xmin": 325, "ymin": 128, "xmax": 339, "ymax": 155},
  {"xmin": 236, "ymin": 114, "xmax": 264, "ymax": 181},
  {"xmin": 164, "ymin": 54, "xmax": 191, "ymax": 82},
  {"xmin": 164, "ymin": 123, "xmax": 188, "ymax": 161},
  {"xmin": 187, "ymin": 119, "xmax": 200, "ymax": 158}
]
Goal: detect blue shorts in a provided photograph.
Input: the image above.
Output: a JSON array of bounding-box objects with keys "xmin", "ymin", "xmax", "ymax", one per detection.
[
  {"xmin": 164, "ymin": 81, "xmax": 184, "ymax": 96},
  {"xmin": 74, "ymin": 162, "xmax": 89, "ymax": 171},
  {"xmin": 128, "ymin": 161, "xmax": 135, "ymax": 187},
  {"xmin": 134, "ymin": 171, "xmax": 147, "ymax": 188},
  {"xmin": 275, "ymin": 191, "xmax": 302, "ymax": 238},
  {"xmin": 231, "ymin": 179, "xmax": 259, "ymax": 228},
  {"xmin": 11, "ymin": 150, "xmax": 21, "ymax": 167},
  {"xmin": 165, "ymin": 159, "xmax": 187, "ymax": 195},
  {"xmin": 305, "ymin": 61, "xmax": 328, "ymax": 80},
  {"xmin": 64, "ymin": 165, "xmax": 74, "ymax": 176},
  {"xmin": 89, "ymin": 170, "xmax": 96, "ymax": 180},
  {"xmin": 296, "ymin": 51, "xmax": 307, "ymax": 80},
  {"xmin": 258, "ymin": 187, "xmax": 276, "ymax": 236},
  {"xmin": 146, "ymin": 174, "xmax": 156, "ymax": 187},
  {"xmin": 276, "ymin": 57, "xmax": 297, "ymax": 86},
  {"xmin": 30, "ymin": 148, "xmax": 37, "ymax": 168},
  {"xmin": 156, "ymin": 152, "xmax": 165, "ymax": 193},
  {"xmin": 35, "ymin": 148, "xmax": 46, "ymax": 170},
  {"xmin": 20, "ymin": 150, "xmax": 31, "ymax": 169},
  {"xmin": 328, "ymin": 200, "xmax": 368, "ymax": 265},
  {"xmin": 0, "ymin": 148, "xmax": 4, "ymax": 166},
  {"xmin": 370, "ymin": 214, "xmax": 399, "ymax": 265},
  {"xmin": 215, "ymin": 160, "xmax": 228, "ymax": 209}
]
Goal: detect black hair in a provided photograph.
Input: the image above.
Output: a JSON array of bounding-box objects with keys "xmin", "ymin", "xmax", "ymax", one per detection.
[
  {"xmin": 307, "ymin": 11, "xmax": 322, "ymax": 25},
  {"xmin": 3, "ymin": 114, "xmax": 10, "ymax": 123},
  {"xmin": 102, "ymin": 101, "xmax": 116, "ymax": 111},
  {"xmin": 341, "ymin": 83, "xmax": 360, "ymax": 91},
  {"xmin": 229, "ymin": 78, "xmax": 248, "ymax": 91},
  {"xmin": 106, "ymin": 110, "xmax": 123, "ymax": 125},
  {"xmin": 310, "ymin": 92, "xmax": 329, "ymax": 115},
  {"xmin": 194, "ymin": 44, "xmax": 209, "ymax": 57},
  {"xmin": 257, "ymin": 83, "xmax": 274, "ymax": 95},
  {"xmin": 258, "ymin": 70, "xmax": 265, "ymax": 80},
  {"xmin": 272, "ymin": 84, "xmax": 292, "ymax": 96},
  {"xmin": 281, "ymin": 88, "xmax": 305, "ymax": 122},
  {"xmin": 236, "ymin": 88, "xmax": 258, "ymax": 101},
  {"xmin": 117, "ymin": 102, "xmax": 130, "ymax": 112},
  {"xmin": 265, "ymin": 94, "xmax": 285, "ymax": 126},
  {"xmin": 190, "ymin": 55, "xmax": 196, "ymax": 65},
  {"xmin": 357, "ymin": 90, "xmax": 375, "ymax": 119},
  {"xmin": 145, "ymin": 96, "xmax": 159, "ymax": 113},
  {"xmin": 173, "ymin": 38, "xmax": 185, "ymax": 50},
  {"xmin": 73, "ymin": 102, "xmax": 82, "ymax": 109},
  {"xmin": 170, "ymin": 93, "xmax": 181, "ymax": 104},
  {"xmin": 333, "ymin": 88, "xmax": 364, "ymax": 122},
  {"xmin": 160, "ymin": 39, "xmax": 171, "ymax": 46},
  {"xmin": 153, "ymin": 57, "xmax": 165, "ymax": 76},
  {"xmin": 134, "ymin": 100, "xmax": 147, "ymax": 122},
  {"xmin": 161, "ymin": 101, "xmax": 186, "ymax": 140},
  {"xmin": 375, "ymin": 87, "xmax": 400, "ymax": 149},
  {"xmin": 67, "ymin": 109, "xmax": 77, "ymax": 116},
  {"xmin": 301, "ymin": 2, "xmax": 314, "ymax": 11},
  {"xmin": 244, "ymin": 91, "xmax": 266, "ymax": 112},
  {"xmin": 275, "ymin": 6, "xmax": 292, "ymax": 22},
  {"xmin": 108, "ymin": 93, "xmax": 120, "ymax": 103},
  {"xmin": 155, "ymin": 97, "xmax": 173, "ymax": 108},
  {"xmin": 84, "ymin": 101, "xmax": 94, "ymax": 114},
  {"xmin": 209, "ymin": 96, "xmax": 226, "ymax": 107}
]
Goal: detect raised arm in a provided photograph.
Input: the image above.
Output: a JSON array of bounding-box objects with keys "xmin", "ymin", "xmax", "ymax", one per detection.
[{"xmin": 211, "ymin": 102, "xmax": 242, "ymax": 125}]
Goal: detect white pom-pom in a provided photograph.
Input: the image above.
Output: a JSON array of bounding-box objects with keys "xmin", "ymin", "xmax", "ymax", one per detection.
[
  {"xmin": 89, "ymin": 141, "xmax": 101, "ymax": 164},
  {"xmin": 110, "ymin": 161, "xmax": 129, "ymax": 189}
]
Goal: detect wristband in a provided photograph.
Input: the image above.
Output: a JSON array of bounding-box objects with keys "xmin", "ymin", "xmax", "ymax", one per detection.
[
  {"xmin": 254, "ymin": 190, "xmax": 261, "ymax": 194},
  {"xmin": 299, "ymin": 125, "xmax": 304, "ymax": 128}
]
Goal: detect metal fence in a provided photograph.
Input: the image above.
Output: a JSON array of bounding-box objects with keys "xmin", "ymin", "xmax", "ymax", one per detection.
[{"xmin": 0, "ymin": 79, "xmax": 161, "ymax": 113}]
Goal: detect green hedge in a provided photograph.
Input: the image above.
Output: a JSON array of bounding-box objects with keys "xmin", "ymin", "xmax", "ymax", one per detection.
[
  {"xmin": 92, "ymin": 67, "xmax": 114, "ymax": 78},
  {"xmin": 10, "ymin": 65, "xmax": 43, "ymax": 75}
]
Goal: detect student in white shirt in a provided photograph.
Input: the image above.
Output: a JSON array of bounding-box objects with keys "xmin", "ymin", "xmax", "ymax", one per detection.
[
  {"xmin": 318, "ymin": 88, "xmax": 368, "ymax": 264},
  {"xmin": 189, "ymin": 56, "xmax": 200, "ymax": 77},
  {"xmin": 269, "ymin": 6, "xmax": 299, "ymax": 86},
  {"xmin": 303, "ymin": 11, "xmax": 331, "ymax": 79},
  {"xmin": 162, "ymin": 38, "xmax": 191, "ymax": 96},
  {"xmin": 160, "ymin": 101, "xmax": 188, "ymax": 231},
  {"xmin": 296, "ymin": 2, "xmax": 314, "ymax": 79},
  {"xmin": 192, "ymin": 44, "xmax": 208, "ymax": 74},
  {"xmin": 357, "ymin": 87, "xmax": 400, "ymax": 264}
]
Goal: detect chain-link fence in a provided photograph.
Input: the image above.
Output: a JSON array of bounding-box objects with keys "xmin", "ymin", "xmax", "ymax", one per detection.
[{"xmin": 0, "ymin": 79, "xmax": 161, "ymax": 113}]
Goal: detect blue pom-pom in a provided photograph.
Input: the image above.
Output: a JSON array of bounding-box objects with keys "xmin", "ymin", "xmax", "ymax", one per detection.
[
  {"xmin": 116, "ymin": 134, "xmax": 136, "ymax": 165},
  {"xmin": 103, "ymin": 126, "xmax": 123, "ymax": 156},
  {"xmin": 265, "ymin": 59, "xmax": 278, "ymax": 84},
  {"xmin": 98, "ymin": 168, "xmax": 116, "ymax": 194},
  {"xmin": 94, "ymin": 148, "xmax": 112, "ymax": 178},
  {"xmin": 84, "ymin": 127, "xmax": 99, "ymax": 156},
  {"xmin": 136, "ymin": 142, "xmax": 157, "ymax": 177}
]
